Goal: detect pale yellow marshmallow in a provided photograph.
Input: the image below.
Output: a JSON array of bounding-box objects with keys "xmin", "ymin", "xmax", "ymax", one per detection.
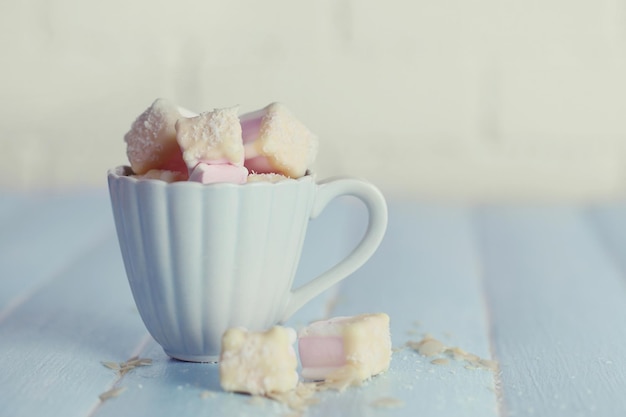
[
  {"xmin": 219, "ymin": 326, "xmax": 299, "ymax": 395},
  {"xmin": 298, "ymin": 313, "xmax": 392, "ymax": 381},
  {"xmin": 175, "ymin": 106, "xmax": 244, "ymax": 169},
  {"xmin": 242, "ymin": 102, "xmax": 318, "ymax": 178}
]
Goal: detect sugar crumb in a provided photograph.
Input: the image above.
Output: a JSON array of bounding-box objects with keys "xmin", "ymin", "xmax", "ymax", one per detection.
[
  {"xmin": 370, "ymin": 397, "xmax": 405, "ymax": 408},
  {"xmin": 265, "ymin": 382, "xmax": 319, "ymax": 412},
  {"xmin": 99, "ymin": 386, "xmax": 126, "ymax": 402},
  {"xmin": 101, "ymin": 356, "xmax": 152, "ymax": 377},
  {"xmin": 406, "ymin": 336, "xmax": 445, "ymax": 357},
  {"xmin": 406, "ymin": 335, "xmax": 498, "ymax": 372},
  {"xmin": 315, "ymin": 364, "xmax": 363, "ymax": 392},
  {"xmin": 200, "ymin": 390, "xmax": 217, "ymax": 399}
]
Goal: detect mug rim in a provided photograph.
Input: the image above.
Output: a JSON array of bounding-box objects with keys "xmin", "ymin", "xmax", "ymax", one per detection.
[{"xmin": 107, "ymin": 165, "xmax": 315, "ymax": 188}]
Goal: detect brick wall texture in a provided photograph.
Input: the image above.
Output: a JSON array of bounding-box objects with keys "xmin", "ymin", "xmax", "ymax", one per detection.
[{"xmin": 2, "ymin": 0, "xmax": 625, "ymax": 200}]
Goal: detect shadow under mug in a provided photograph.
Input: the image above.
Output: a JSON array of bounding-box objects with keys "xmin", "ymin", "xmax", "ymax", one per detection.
[{"xmin": 108, "ymin": 166, "xmax": 387, "ymax": 362}]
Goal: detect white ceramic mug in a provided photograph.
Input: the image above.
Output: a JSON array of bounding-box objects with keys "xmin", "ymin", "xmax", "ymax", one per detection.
[{"xmin": 108, "ymin": 166, "xmax": 387, "ymax": 362}]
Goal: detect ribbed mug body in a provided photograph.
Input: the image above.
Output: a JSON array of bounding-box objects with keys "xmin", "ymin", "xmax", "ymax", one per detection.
[{"xmin": 108, "ymin": 166, "xmax": 316, "ymax": 361}]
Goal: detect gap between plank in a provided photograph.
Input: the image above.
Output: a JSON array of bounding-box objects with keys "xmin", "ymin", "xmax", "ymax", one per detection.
[
  {"xmin": 85, "ymin": 332, "xmax": 153, "ymax": 417},
  {"xmin": 471, "ymin": 206, "xmax": 509, "ymax": 417}
]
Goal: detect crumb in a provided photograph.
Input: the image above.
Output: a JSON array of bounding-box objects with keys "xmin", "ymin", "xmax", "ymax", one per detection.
[
  {"xmin": 444, "ymin": 346, "xmax": 470, "ymax": 361},
  {"xmin": 264, "ymin": 367, "xmax": 384, "ymax": 414},
  {"xmin": 431, "ymin": 358, "xmax": 450, "ymax": 366},
  {"xmin": 369, "ymin": 397, "xmax": 405, "ymax": 408},
  {"xmin": 99, "ymin": 386, "xmax": 126, "ymax": 402},
  {"xmin": 199, "ymin": 390, "xmax": 217, "ymax": 399},
  {"xmin": 406, "ymin": 336, "xmax": 445, "ymax": 357},
  {"xmin": 315, "ymin": 364, "xmax": 364, "ymax": 392},
  {"xmin": 247, "ymin": 173, "xmax": 290, "ymax": 183},
  {"xmin": 265, "ymin": 382, "xmax": 319, "ymax": 412},
  {"xmin": 101, "ymin": 361, "xmax": 121, "ymax": 371},
  {"xmin": 101, "ymin": 356, "xmax": 152, "ymax": 377},
  {"xmin": 406, "ymin": 335, "xmax": 498, "ymax": 371},
  {"xmin": 473, "ymin": 358, "xmax": 498, "ymax": 371}
]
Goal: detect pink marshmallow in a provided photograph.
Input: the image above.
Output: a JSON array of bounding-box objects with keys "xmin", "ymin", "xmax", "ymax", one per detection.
[
  {"xmin": 297, "ymin": 336, "xmax": 346, "ymax": 368},
  {"xmin": 298, "ymin": 313, "xmax": 392, "ymax": 381},
  {"xmin": 188, "ymin": 163, "xmax": 248, "ymax": 185},
  {"xmin": 124, "ymin": 98, "xmax": 196, "ymax": 176}
]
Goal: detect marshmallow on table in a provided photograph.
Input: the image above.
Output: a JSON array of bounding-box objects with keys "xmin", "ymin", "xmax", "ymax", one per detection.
[
  {"xmin": 298, "ymin": 313, "xmax": 392, "ymax": 381},
  {"xmin": 124, "ymin": 98, "xmax": 197, "ymax": 176},
  {"xmin": 240, "ymin": 102, "xmax": 318, "ymax": 178},
  {"xmin": 219, "ymin": 326, "xmax": 299, "ymax": 395},
  {"xmin": 176, "ymin": 106, "xmax": 245, "ymax": 174}
]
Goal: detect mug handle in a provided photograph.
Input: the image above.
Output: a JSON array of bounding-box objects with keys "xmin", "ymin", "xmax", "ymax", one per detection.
[{"xmin": 280, "ymin": 177, "xmax": 388, "ymax": 321}]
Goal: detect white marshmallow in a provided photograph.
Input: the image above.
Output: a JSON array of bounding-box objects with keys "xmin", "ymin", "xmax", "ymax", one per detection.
[
  {"xmin": 176, "ymin": 106, "xmax": 244, "ymax": 172},
  {"xmin": 219, "ymin": 326, "xmax": 299, "ymax": 395},
  {"xmin": 124, "ymin": 98, "xmax": 196, "ymax": 176},
  {"xmin": 298, "ymin": 313, "xmax": 392, "ymax": 381},
  {"xmin": 240, "ymin": 103, "xmax": 318, "ymax": 178}
]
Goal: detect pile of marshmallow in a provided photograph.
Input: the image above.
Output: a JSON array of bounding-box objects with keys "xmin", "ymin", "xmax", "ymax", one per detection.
[
  {"xmin": 219, "ymin": 313, "xmax": 392, "ymax": 396},
  {"xmin": 124, "ymin": 99, "xmax": 318, "ymax": 184}
]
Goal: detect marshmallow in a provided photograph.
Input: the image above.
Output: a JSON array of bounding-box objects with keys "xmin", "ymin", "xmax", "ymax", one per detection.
[
  {"xmin": 188, "ymin": 162, "xmax": 249, "ymax": 184},
  {"xmin": 175, "ymin": 106, "xmax": 244, "ymax": 172},
  {"xmin": 131, "ymin": 169, "xmax": 188, "ymax": 183},
  {"xmin": 124, "ymin": 98, "xmax": 196, "ymax": 176},
  {"xmin": 298, "ymin": 313, "xmax": 391, "ymax": 381},
  {"xmin": 219, "ymin": 326, "xmax": 299, "ymax": 395},
  {"xmin": 240, "ymin": 103, "xmax": 318, "ymax": 178}
]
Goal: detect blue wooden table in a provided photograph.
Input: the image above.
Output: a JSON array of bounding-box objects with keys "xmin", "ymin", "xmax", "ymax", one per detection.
[{"xmin": 2, "ymin": 187, "xmax": 626, "ymax": 417}]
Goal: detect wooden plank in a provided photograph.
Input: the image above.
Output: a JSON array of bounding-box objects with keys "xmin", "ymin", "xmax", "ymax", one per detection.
[
  {"xmin": 0, "ymin": 236, "xmax": 148, "ymax": 417},
  {"xmin": 0, "ymin": 189, "xmax": 113, "ymax": 312},
  {"xmin": 13, "ymin": 193, "xmax": 626, "ymax": 416},
  {"xmin": 476, "ymin": 206, "xmax": 626, "ymax": 417}
]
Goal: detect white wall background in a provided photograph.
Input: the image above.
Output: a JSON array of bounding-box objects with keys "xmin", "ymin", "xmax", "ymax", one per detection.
[{"xmin": 1, "ymin": 0, "xmax": 626, "ymax": 200}]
